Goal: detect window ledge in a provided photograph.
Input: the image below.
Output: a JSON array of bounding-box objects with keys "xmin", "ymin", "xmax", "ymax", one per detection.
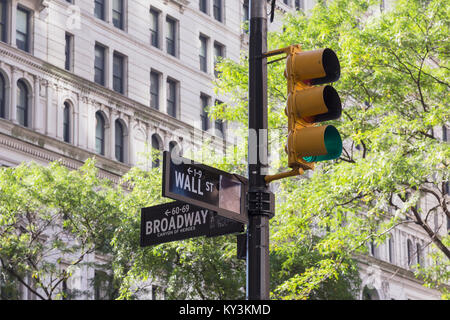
[{"xmin": 163, "ymin": 0, "xmax": 191, "ymax": 13}]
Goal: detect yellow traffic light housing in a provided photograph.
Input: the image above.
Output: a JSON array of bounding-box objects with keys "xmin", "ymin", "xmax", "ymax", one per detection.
[{"xmin": 265, "ymin": 45, "xmax": 343, "ymax": 183}]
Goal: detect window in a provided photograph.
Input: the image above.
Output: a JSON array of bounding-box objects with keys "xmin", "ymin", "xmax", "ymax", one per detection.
[
  {"xmin": 295, "ymin": 0, "xmax": 304, "ymax": 10},
  {"xmin": 150, "ymin": 71, "xmax": 160, "ymax": 110},
  {"xmin": 388, "ymin": 237, "xmax": 394, "ymax": 264},
  {"xmin": 166, "ymin": 78, "xmax": 177, "ymax": 118},
  {"xmin": 17, "ymin": 80, "xmax": 28, "ymax": 127},
  {"xmin": 369, "ymin": 241, "xmax": 376, "ymax": 257},
  {"xmin": 416, "ymin": 243, "xmax": 422, "ymax": 265},
  {"xmin": 443, "ymin": 125, "xmax": 448, "ymax": 141},
  {"xmin": 94, "ymin": 270, "xmax": 113, "ymax": 300},
  {"xmin": 407, "ymin": 239, "xmax": 413, "ymax": 266},
  {"xmin": 166, "ymin": 17, "xmax": 177, "ymax": 56},
  {"xmin": 150, "ymin": 8, "xmax": 159, "ymax": 48},
  {"xmin": 213, "ymin": 0, "xmax": 222, "ymax": 22},
  {"xmin": 0, "ymin": 0, "xmax": 7, "ymax": 43},
  {"xmin": 63, "ymin": 102, "xmax": 71, "ymax": 143},
  {"xmin": 152, "ymin": 285, "xmax": 163, "ymax": 300},
  {"xmin": 403, "ymin": 192, "xmax": 416, "ymax": 220},
  {"xmin": 214, "ymin": 42, "xmax": 224, "ymax": 77},
  {"xmin": 215, "ymin": 118, "xmax": 224, "ymax": 136},
  {"xmin": 94, "ymin": 44, "xmax": 106, "ymax": 86},
  {"xmin": 200, "ymin": 94, "xmax": 209, "ymax": 131},
  {"xmin": 199, "ymin": 0, "xmax": 207, "ymax": 13},
  {"xmin": 151, "ymin": 134, "xmax": 161, "ymax": 168},
  {"xmin": 242, "ymin": 0, "xmax": 249, "ymax": 33},
  {"xmin": 115, "ymin": 120, "xmax": 124, "ymax": 162},
  {"xmin": 214, "ymin": 100, "xmax": 224, "ymax": 136},
  {"xmin": 62, "ymin": 277, "xmax": 69, "ymax": 300},
  {"xmin": 112, "ymin": 0, "xmax": 124, "ymax": 30},
  {"xmin": 94, "ymin": 0, "xmax": 105, "ymax": 20},
  {"xmin": 0, "ymin": 73, "xmax": 4, "ymax": 119},
  {"xmin": 16, "ymin": 7, "xmax": 30, "ymax": 52},
  {"xmin": 199, "ymin": 35, "xmax": 208, "ymax": 72},
  {"xmin": 362, "ymin": 286, "xmax": 380, "ymax": 300},
  {"xmin": 95, "ymin": 112, "xmax": 105, "ymax": 155},
  {"xmin": 113, "ymin": 52, "xmax": 125, "ymax": 94},
  {"xmin": 65, "ymin": 33, "xmax": 73, "ymax": 71}
]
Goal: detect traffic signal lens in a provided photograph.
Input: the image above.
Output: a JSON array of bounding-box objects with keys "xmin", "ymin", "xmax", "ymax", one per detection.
[{"xmin": 303, "ymin": 125, "xmax": 342, "ymax": 162}]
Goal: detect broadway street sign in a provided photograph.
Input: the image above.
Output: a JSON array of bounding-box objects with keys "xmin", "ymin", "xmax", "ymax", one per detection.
[
  {"xmin": 162, "ymin": 151, "xmax": 248, "ymax": 224},
  {"xmin": 140, "ymin": 201, "xmax": 245, "ymax": 247}
]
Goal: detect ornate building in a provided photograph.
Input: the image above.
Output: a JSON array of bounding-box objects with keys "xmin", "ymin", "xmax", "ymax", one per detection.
[{"xmin": 0, "ymin": 0, "xmax": 445, "ymax": 299}]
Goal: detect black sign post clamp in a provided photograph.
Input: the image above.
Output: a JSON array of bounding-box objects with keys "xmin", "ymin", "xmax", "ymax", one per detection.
[{"xmin": 247, "ymin": 189, "xmax": 275, "ymax": 219}]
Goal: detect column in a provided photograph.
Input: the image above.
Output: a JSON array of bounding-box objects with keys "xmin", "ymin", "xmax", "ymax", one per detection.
[
  {"xmin": 45, "ymin": 82, "xmax": 54, "ymax": 136},
  {"xmin": 87, "ymin": 101, "xmax": 96, "ymax": 152},
  {"xmin": 108, "ymin": 47, "xmax": 113, "ymax": 91},
  {"xmin": 10, "ymin": 67, "xmax": 17, "ymax": 124},
  {"xmin": 128, "ymin": 117, "xmax": 135, "ymax": 166},
  {"xmin": 33, "ymin": 76, "xmax": 43, "ymax": 133},
  {"xmin": 77, "ymin": 96, "xmax": 89, "ymax": 149},
  {"xmin": 73, "ymin": 96, "xmax": 79, "ymax": 147},
  {"xmin": 161, "ymin": 73, "xmax": 167, "ymax": 114},
  {"xmin": 10, "ymin": 0, "xmax": 17, "ymax": 48},
  {"xmin": 55, "ymin": 86, "xmax": 62, "ymax": 139},
  {"xmin": 105, "ymin": 0, "xmax": 112, "ymax": 24},
  {"xmin": 109, "ymin": 110, "xmax": 117, "ymax": 160}
]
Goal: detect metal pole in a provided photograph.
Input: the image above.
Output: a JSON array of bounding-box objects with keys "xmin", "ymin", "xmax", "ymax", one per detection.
[{"xmin": 247, "ymin": 0, "xmax": 270, "ymax": 300}]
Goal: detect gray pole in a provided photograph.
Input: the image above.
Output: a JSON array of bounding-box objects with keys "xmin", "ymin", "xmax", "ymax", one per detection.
[{"xmin": 247, "ymin": 0, "xmax": 271, "ymax": 300}]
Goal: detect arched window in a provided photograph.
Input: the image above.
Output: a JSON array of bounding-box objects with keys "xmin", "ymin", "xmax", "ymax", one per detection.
[
  {"xmin": 151, "ymin": 134, "xmax": 161, "ymax": 168},
  {"xmin": 388, "ymin": 236, "xmax": 394, "ymax": 264},
  {"xmin": 407, "ymin": 239, "xmax": 413, "ymax": 266},
  {"xmin": 63, "ymin": 102, "xmax": 71, "ymax": 143},
  {"xmin": 17, "ymin": 79, "xmax": 29, "ymax": 127},
  {"xmin": 362, "ymin": 286, "xmax": 380, "ymax": 300},
  {"xmin": 416, "ymin": 243, "xmax": 422, "ymax": 266},
  {"xmin": 0, "ymin": 73, "xmax": 5, "ymax": 118},
  {"xmin": 368, "ymin": 241, "xmax": 376, "ymax": 258},
  {"xmin": 115, "ymin": 119, "xmax": 124, "ymax": 162},
  {"xmin": 95, "ymin": 112, "xmax": 105, "ymax": 155}
]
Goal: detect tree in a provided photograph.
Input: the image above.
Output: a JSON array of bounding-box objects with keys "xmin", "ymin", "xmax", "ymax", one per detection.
[
  {"xmin": 0, "ymin": 159, "xmax": 119, "ymax": 300},
  {"xmin": 110, "ymin": 144, "xmax": 360, "ymax": 300},
  {"xmin": 212, "ymin": 0, "xmax": 449, "ymax": 298},
  {"xmin": 110, "ymin": 154, "xmax": 247, "ymax": 300}
]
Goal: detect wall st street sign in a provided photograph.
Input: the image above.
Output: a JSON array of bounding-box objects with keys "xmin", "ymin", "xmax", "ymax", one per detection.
[
  {"xmin": 140, "ymin": 201, "xmax": 244, "ymax": 246},
  {"xmin": 162, "ymin": 151, "xmax": 248, "ymax": 224}
]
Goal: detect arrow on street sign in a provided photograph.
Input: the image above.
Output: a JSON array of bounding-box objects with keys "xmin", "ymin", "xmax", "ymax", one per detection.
[
  {"xmin": 140, "ymin": 201, "xmax": 245, "ymax": 247},
  {"xmin": 162, "ymin": 151, "xmax": 248, "ymax": 224}
]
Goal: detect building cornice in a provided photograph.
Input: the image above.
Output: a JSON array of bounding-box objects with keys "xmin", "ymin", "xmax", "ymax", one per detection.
[
  {"xmin": 355, "ymin": 253, "xmax": 450, "ymax": 290},
  {"xmin": 0, "ymin": 120, "xmax": 130, "ymax": 182}
]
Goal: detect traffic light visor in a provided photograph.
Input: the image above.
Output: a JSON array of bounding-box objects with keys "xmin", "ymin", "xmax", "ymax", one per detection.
[
  {"xmin": 288, "ymin": 85, "xmax": 342, "ymax": 123},
  {"xmin": 288, "ymin": 48, "xmax": 340, "ymax": 85}
]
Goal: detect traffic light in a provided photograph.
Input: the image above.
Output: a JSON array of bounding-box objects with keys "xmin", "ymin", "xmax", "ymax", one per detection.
[{"xmin": 265, "ymin": 45, "xmax": 343, "ymax": 183}]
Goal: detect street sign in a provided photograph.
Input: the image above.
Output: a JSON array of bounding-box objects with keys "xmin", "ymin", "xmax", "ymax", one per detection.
[
  {"xmin": 162, "ymin": 151, "xmax": 248, "ymax": 224},
  {"xmin": 140, "ymin": 201, "xmax": 245, "ymax": 247}
]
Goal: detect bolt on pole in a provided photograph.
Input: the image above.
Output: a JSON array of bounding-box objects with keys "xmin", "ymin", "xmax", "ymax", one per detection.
[{"xmin": 247, "ymin": 0, "xmax": 271, "ymax": 300}]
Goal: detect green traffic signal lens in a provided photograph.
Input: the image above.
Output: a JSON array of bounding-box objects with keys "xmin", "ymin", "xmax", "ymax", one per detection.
[{"xmin": 303, "ymin": 125, "xmax": 342, "ymax": 163}]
